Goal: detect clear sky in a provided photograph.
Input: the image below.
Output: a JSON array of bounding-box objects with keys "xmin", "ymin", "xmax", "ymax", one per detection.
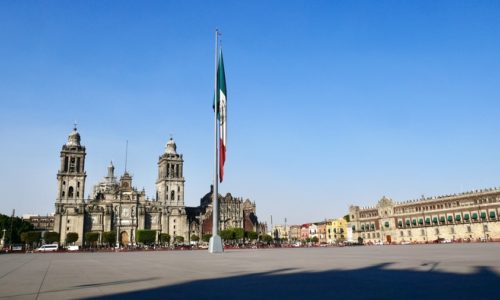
[{"xmin": 1, "ymin": 1, "xmax": 499, "ymax": 225}]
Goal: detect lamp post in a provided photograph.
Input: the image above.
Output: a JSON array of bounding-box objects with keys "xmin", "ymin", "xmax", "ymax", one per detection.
[
  {"xmin": 116, "ymin": 205, "xmax": 121, "ymax": 249},
  {"xmin": 1, "ymin": 229, "xmax": 6, "ymax": 249}
]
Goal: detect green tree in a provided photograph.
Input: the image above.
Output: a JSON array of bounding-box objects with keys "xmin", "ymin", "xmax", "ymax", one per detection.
[
  {"xmin": 260, "ymin": 234, "xmax": 273, "ymax": 243},
  {"xmin": 102, "ymin": 231, "xmax": 116, "ymax": 247},
  {"xmin": 21, "ymin": 231, "xmax": 41, "ymax": 249},
  {"xmin": 0, "ymin": 214, "xmax": 35, "ymax": 244},
  {"xmin": 358, "ymin": 236, "xmax": 364, "ymax": 245},
  {"xmin": 160, "ymin": 233, "xmax": 171, "ymax": 245},
  {"xmin": 343, "ymin": 214, "xmax": 350, "ymax": 222},
  {"xmin": 44, "ymin": 231, "xmax": 60, "ymax": 244},
  {"xmin": 305, "ymin": 237, "xmax": 311, "ymax": 243},
  {"xmin": 65, "ymin": 232, "xmax": 79, "ymax": 245},
  {"xmin": 220, "ymin": 229, "xmax": 234, "ymax": 241},
  {"xmin": 311, "ymin": 236, "xmax": 319, "ymax": 244},
  {"xmin": 233, "ymin": 228, "xmax": 245, "ymax": 242},
  {"xmin": 136, "ymin": 230, "xmax": 157, "ymax": 245},
  {"xmin": 175, "ymin": 236, "xmax": 184, "ymax": 244},
  {"xmin": 191, "ymin": 234, "xmax": 200, "ymax": 242},
  {"xmin": 85, "ymin": 232, "xmax": 99, "ymax": 247},
  {"xmin": 202, "ymin": 234, "xmax": 212, "ymax": 243},
  {"xmin": 246, "ymin": 231, "xmax": 258, "ymax": 241}
]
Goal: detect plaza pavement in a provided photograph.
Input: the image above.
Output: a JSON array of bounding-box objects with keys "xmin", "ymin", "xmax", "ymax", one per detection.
[{"xmin": 0, "ymin": 243, "xmax": 499, "ymax": 299}]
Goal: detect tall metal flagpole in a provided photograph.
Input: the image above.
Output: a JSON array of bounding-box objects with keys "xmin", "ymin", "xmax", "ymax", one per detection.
[{"xmin": 209, "ymin": 29, "xmax": 223, "ymax": 253}]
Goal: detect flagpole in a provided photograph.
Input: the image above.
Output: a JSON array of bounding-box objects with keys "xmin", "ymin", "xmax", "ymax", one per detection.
[{"xmin": 209, "ymin": 29, "xmax": 223, "ymax": 253}]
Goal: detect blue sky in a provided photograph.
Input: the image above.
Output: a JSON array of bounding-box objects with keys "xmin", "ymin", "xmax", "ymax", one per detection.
[{"xmin": 0, "ymin": 1, "xmax": 499, "ymax": 225}]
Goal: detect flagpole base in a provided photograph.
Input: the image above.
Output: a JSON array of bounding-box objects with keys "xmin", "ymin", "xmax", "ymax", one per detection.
[{"xmin": 208, "ymin": 235, "xmax": 224, "ymax": 253}]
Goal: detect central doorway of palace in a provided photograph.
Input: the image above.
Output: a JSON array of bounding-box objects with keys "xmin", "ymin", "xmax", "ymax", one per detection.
[{"xmin": 386, "ymin": 235, "xmax": 392, "ymax": 244}]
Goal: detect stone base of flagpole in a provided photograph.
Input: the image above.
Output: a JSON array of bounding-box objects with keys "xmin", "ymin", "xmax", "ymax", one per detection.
[{"xmin": 208, "ymin": 235, "xmax": 223, "ymax": 253}]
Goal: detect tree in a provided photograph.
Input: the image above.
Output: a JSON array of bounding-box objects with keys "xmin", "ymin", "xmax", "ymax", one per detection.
[
  {"xmin": 85, "ymin": 232, "xmax": 99, "ymax": 247},
  {"xmin": 136, "ymin": 230, "xmax": 156, "ymax": 246},
  {"xmin": 175, "ymin": 236, "xmax": 184, "ymax": 244},
  {"xmin": 311, "ymin": 236, "xmax": 319, "ymax": 244},
  {"xmin": 44, "ymin": 231, "xmax": 60, "ymax": 244},
  {"xmin": 220, "ymin": 229, "xmax": 234, "ymax": 241},
  {"xmin": 246, "ymin": 231, "xmax": 258, "ymax": 241},
  {"xmin": 343, "ymin": 214, "xmax": 350, "ymax": 222},
  {"xmin": 202, "ymin": 234, "xmax": 212, "ymax": 243},
  {"xmin": 191, "ymin": 234, "xmax": 199, "ymax": 242},
  {"xmin": 65, "ymin": 232, "xmax": 78, "ymax": 245},
  {"xmin": 0, "ymin": 213, "xmax": 35, "ymax": 244},
  {"xmin": 21, "ymin": 231, "xmax": 41, "ymax": 249},
  {"xmin": 102, "ymin": 231, "xmax": 116, "ymax": 247},
  {"xmin": 260, "ymin": 234, "xmax": 273, "ymax": 243},
  {"xmin": 358, "ymin": 236, "xmax": 364, "ymax": 245},
  {"xmin": 233, "ymin": 228, "xmax": 245, "ymax": 242},
  {"xmin": 160, "ymin": 233, "xmax": 171, "ymax": 245}
]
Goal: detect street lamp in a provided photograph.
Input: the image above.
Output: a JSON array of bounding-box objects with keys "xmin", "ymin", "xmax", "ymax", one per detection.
[{"xmin": 115, "ymin": 204, "xmax": 121, "ymax": 249}]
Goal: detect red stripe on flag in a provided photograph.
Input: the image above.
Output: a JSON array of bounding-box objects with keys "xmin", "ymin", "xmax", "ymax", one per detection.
[{"xmin": 219, "ymin": 138, "xmax": 226, "ymax": 182}]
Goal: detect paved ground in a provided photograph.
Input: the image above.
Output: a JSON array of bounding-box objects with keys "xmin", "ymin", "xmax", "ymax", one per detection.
[{"xmin": 0, "ymin": 243, "xmax": 499, "ymax": 299}]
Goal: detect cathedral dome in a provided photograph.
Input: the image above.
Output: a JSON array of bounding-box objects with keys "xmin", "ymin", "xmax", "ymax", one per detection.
[
  {"xmin": 165, "ymin": 137, "xmax": 177, "ymax": 155},
  {"xmin": 66, "ymin": 127, "xmax": 81, "ymax": 146}
]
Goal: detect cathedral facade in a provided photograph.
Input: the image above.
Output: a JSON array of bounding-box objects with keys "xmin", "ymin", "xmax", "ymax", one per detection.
[{"xmin": 53, "ymin": 127, "xmax": 259, "ymax": 246}]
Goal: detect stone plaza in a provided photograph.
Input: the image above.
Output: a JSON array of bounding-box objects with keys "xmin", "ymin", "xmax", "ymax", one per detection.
[{"xmin": 0, "ymin": 243, "xmax": 499, "ymax": 299}]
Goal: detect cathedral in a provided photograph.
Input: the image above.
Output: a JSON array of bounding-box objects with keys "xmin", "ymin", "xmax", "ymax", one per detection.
[{"xmin": 53, "ymin": 127, "xmax": 259, "ymax": 246}]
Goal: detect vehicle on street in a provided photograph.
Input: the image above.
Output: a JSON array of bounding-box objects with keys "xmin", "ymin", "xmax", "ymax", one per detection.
[
  {"xmin": 35, "ymin": 244, "xmax": 59, "ymax": 252},
  {"xmin": 67, "ymin": 245, "xmax": 79, "ymax": 251}
]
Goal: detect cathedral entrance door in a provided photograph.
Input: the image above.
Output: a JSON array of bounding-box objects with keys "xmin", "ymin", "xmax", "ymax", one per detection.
[
  {"xmin": 121, "ymin": 231, "xmax": 129, "ymax": 246},
  {"xmin": 386, "ymin": 235, "xmax": 392, "ymax": 244}
]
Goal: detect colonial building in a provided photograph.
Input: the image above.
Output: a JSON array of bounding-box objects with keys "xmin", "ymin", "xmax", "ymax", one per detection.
[
  {"xmin": 53, "ymin": 127, "xmax": 259, "ymax": 246},
  {"xmin": 327, "ymin": 218, "xmax": 347, "ymax": 244},
  {"xmin": 22, "ymin": 215, "xmax": 55, "ymax": 231},
  {"xmin": 349, "ymin": 189, "xmax": 500, "ymax": 244}
]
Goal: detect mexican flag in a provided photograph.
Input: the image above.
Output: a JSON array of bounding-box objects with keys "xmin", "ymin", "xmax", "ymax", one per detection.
[{"xmin": 216, "ymin": 50, "xmax": 227, "ymax": 182}]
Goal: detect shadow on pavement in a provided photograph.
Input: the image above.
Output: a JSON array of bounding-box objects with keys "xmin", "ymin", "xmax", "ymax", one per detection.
[{"xmin": 85, "ymin": 263, "xmax": 499, "ymax": 299}]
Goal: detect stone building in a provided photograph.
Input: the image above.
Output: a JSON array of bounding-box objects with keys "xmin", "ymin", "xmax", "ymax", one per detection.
[
  {"xmin": 197, "ymin": 186, "xmax": 259, "ymax": 236},
  {"xmin": 53, "ymin": 127, "xmax": 259, "ymax": 246},
  {"xmin": 349, "ymin": 189, "xmax": 500, "ymax": 244},
  {"xmin": 22, "ymin": 215, "xmax": 55, "ymax": 231}
]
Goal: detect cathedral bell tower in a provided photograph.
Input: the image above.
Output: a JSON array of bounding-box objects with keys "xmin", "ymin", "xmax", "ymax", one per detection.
[
  {"xmin": 57, "ymin": 126, "xmax": 86, "ymax": 203},
  {"xmin": 54, "ymin": 126, "xmax": 86, "ymax": 245},
  {"xmin": 156, "ymin": 137, "xmax": 185, "ymax": 206}
]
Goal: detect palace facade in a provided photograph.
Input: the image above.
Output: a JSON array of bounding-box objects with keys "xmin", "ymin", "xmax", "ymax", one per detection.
[
  {"xmin": 349, "ymin": 189, "xmax": 500, "ymax": 244},
  {"xmin": 53, "ymin": 127, "xmax": 259, "ymax": 246}
]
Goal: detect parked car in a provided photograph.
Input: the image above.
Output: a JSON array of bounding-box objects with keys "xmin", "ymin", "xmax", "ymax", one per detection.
[
  {"xmin": 10, "ymin": 244, "xmax": 24, "ymax": 252},
  {"xmin": 67, "ymin": 245, "xmax": 79, "ymax": 251},
  {"xmin": 35, "ymin": 244, "xmax": 59, "ymax": 252}
]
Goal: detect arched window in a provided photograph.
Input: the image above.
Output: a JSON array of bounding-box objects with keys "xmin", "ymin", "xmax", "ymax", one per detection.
[
  {"xmin": 171, "ymin": 191, "xmax": 175, "ymax": 201},
  {"xmin": 68, "ymin": 187, "xmax": 74, "ymax": 198}
]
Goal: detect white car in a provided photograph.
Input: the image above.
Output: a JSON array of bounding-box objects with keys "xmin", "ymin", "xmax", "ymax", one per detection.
[
  {"xmin": 36, "ymin": 244, "xmax": 59, "ymax": 252},
  {"xmin": 67, "ymin": 245, "xmax": 79, "ymax": 251}
]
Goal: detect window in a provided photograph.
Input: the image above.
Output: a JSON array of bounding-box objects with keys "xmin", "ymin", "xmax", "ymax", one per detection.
[
  {"xmin": 408, "ymin": 230, "xmax": 412, "ymax": 237},
  {"xmin": 171, "ymin": 191, "xmax": 175, "ymax": 201},
  {"xmin": 68, "ymin": 187, "xmax": 74, "ymax": 198},
  {"xmin": 421, "ymin": 229, "xmax": 425, "ymax": 236},
  {"xmin": 450, "ymin": 227, "xmax": 455, "ymax": 234},
  {"xmin": 467, "ymin": 226, "xmax": 472, "ymax": 233},
  {"xmin": 400, "ymin": 231, "xmax": 404, "ymax": 237},
  {"xmin": 483, "ymin": 225, "xmax": 488, "ymax": 232},
  {"xmin": 435, "ymin": 228, "xmax": 439, "ymax": 234}
]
